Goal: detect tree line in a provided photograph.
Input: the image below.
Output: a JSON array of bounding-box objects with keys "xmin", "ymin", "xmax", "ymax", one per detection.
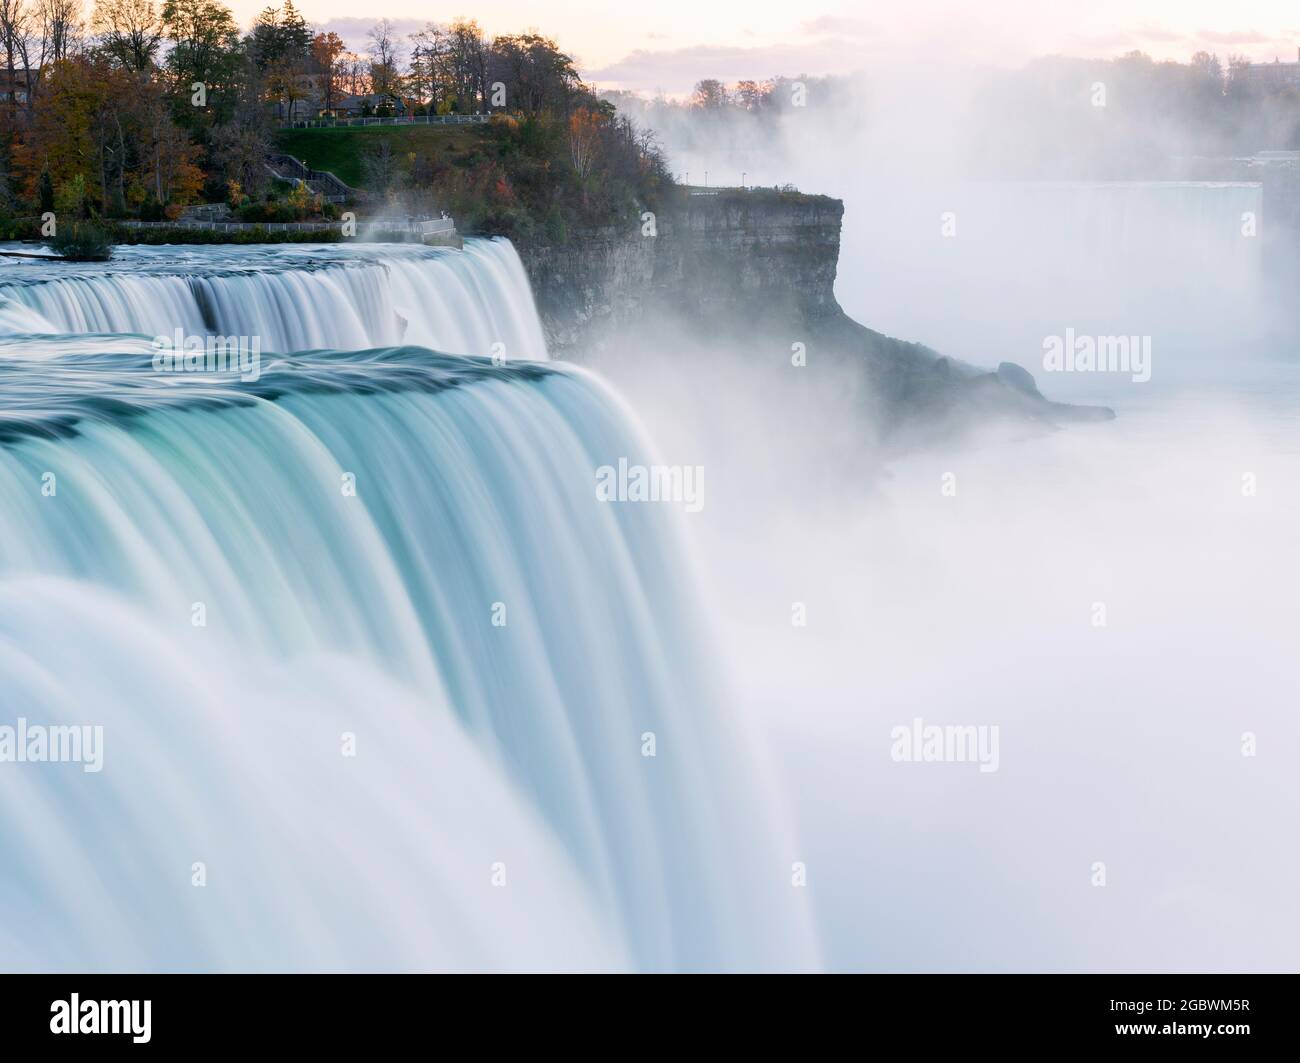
[{"xmin": 0, "ymin": 1, "xmax": 670, "ymax": 225}]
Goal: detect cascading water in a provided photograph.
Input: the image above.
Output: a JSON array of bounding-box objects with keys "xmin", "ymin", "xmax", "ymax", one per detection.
[
  {"xmin": 0, "ymin": 240, "xmax": 817, "ymax": 972},
  {"xmin": 0, "ymin": 238, "xmax": 547, "ymax": 361}
]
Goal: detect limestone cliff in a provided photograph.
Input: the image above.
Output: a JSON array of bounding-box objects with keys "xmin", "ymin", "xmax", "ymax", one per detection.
[{"xmin": 516, "ymin": 189, "xmax": 1110, "ymax": 438}]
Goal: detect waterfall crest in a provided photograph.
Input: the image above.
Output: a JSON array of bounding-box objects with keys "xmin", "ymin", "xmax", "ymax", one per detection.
[{"xmin": 0, "ymin": 238, "xmax": 547, "ymax": 361}]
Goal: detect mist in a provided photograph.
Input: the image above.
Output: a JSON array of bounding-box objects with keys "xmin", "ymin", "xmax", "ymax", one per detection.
[{"xmin": 593, "ymin": 52, "xmax": 1300, "ymax": 970}]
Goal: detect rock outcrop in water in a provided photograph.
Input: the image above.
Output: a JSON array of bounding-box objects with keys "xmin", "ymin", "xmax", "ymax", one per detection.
[{"xmin": 516, "ymin": 189, "xmax": 1111, "ymax": 438}]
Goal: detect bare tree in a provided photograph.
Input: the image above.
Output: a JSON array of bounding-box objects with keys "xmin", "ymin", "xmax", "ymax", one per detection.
[
  {"xmin": 406, "ymin": 22, "xmax": 444, "ymax": 109},
  {"xmin": 0, "ymin": 0, "xmax": 37, "ymax": 115},
  {"xmin": 366, "ymin": 18, "xmax": 399, "ymax": 96},
  {"xmin": 40, "ymin": 0, "xmax": 81, "ymax": 62},
  {"xmin": 91, "ymin": 0, "xmax": 161, "ymax": 72}
]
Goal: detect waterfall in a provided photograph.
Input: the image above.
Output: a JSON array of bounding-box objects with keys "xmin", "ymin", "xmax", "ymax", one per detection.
[
  {"xmin": 0, "ymin": 238, "xmax": 547, "ymax": 361},
  {"xmin": 0, "ymin": 240, "xmax": 816, "ymax": 972}
]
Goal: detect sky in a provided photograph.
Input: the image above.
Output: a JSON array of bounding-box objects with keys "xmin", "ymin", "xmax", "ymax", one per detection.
[{"xmin": 232, "ymin": 1, "xmax": 1300, "ymax": 94}]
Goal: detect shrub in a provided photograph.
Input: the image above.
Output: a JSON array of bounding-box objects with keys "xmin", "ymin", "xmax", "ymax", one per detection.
[
  {"xmin": 48, "ymin": 220, "xmax": 114, "ymax": 261},
  {"xmin": 238, "ymin": 200, "xmax": 310, "ymax": 223},
  {"xmin": 54, "ymin": 174, "xmax": 88, "ymax": 219}
]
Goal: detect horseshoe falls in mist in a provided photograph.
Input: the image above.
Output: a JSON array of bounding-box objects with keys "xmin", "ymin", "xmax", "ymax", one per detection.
[{"xmin": 0, "ymin": 240, "xmax": 815, "ymax": 972}]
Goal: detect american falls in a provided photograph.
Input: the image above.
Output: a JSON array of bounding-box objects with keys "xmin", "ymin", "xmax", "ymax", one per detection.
[{"xmin": 0, "ymin": 240, "xmax": 817, "ymax": 972}]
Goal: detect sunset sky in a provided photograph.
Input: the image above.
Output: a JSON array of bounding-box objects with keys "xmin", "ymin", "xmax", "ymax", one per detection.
[{"xmin": 229, "ymin": 0, "xmax": 1300, "ymax": 93}]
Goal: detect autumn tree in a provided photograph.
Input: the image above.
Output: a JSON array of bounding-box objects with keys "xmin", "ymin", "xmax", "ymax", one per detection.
[
  {"xmin": 310, "ymin": 30, "xmax": 343, "ymax": 113},
  {"xmin": 18, "ymin": 52, "xmax": 200, "ymax": 212},
  {"xmin": 690, "ymin": 79, "xmax": 728, "ymax": 109},
  {"xmin": 567, "ymin": 106, "xmax": 599, "ymax": 202},
  {"xmin": 489, "ymin": 33, "xmax": 582, "ymax": 115}
]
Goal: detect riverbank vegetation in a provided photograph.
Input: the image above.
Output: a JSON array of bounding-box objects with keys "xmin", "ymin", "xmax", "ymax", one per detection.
[{"xmin": 0, "ymin": 2, "xmax": 671, "ymax": 241}]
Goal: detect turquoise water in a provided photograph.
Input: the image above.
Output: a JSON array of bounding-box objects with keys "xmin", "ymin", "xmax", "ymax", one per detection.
[{"xmin": 0, "ymin": 242, "xmax": 816, "ymax": 971}]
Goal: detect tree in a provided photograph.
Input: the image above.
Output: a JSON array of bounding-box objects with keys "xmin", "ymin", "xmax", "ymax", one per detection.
[
  {"xmin": 248, "ymin": 1, "xmax": 307, "ymax": 70},
  {"xmin": 445, "ymin": 18, "xmax": 487, "ymax": 111},
  {"xmin": 310, "ymin": 30, "xmax": 343, "ymax": 113},
  {"xmin": 40, "ymin": 0, "xmax": 83, "ymax": 63},
  {"xmin": 488, "ymin": 33, "xmax": 582, "ymax": 115},
  {"xmin": 691, "ymin": 79, "xmax": 728, "ymax": 109},
  {"xmin": 361, "ymin": 136, "xmax": 401, "ymax": 193},
  {"xmin": 141, "ymin": 87, "xmax": 201, "ymax": 202},
  {"xmin": 338, "ymin": 49, "xmax": 366, "ymax": 95},
  {"xmin": 1225, "ymin": 54, "xmax": 1254, "ymax": 100},
  {"xmin": 17, "ymin": 51, "xmax": 201, "ymax": 211},
  {"xmin": 367, "ymin": 18, "xmax": 399, "ymax": 96},
  {"xmin": 732, "ymin": 79, "xmax": 770, "ymax": 111},
  {"xmin": 567, "ymin": 106, "xmax": 599, "ymax": 205},
  {"xmin": 568, "ymin": 107, "xmax": 598, "ymax": 178},
  {"xmin": 406, "ymin": 22, "xmax": 443, "ymax": 108},
  {"xmin": 160, "ymin": 0, "xmax": 237, "ymax": 95},
  {"xmin": 0, "ymin": 0, "xmax": 39, "ymax": 114},
  {"xmin": 91, "ymin": 0, "xmax": 161, "ymax": 72},
  {"xmin": 1190, "ymin": 50, "xmax": 1223, "ymax": 87}
]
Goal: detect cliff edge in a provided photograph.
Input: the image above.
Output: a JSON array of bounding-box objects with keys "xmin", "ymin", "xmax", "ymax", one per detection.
[{"xmin": 516, "ymin": 188, "xmax": 1111, "ymax": 440}]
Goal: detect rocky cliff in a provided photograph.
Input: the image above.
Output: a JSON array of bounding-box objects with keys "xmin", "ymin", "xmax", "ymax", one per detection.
[
  {"xmin": 516, "ymin": 189, "xmax": 1110, "ymax": 439},
  {"xmin": 517, "ymin": 190, "xmax": 843, "ymax": 357}
]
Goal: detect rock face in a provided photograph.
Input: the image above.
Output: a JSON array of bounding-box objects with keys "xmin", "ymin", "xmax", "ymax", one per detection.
[
  {"xmin": 515, "ymin": 189, "xmax": 1110, "ymax": 436},
  {"xmin": 517, "ymin": 190, "xmax": 843, "ymax": 358}
]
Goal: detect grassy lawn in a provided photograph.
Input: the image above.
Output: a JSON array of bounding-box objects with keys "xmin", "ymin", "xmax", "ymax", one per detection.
[{"xmin": 273, "ymin": 126, "xmax": 487, "ymax": 188}]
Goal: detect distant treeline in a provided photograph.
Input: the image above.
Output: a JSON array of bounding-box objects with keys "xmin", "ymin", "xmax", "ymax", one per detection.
[
  {"xmin": 967, "ymin": 51, "xmax": 1300, "ymax": 177},
  {"xmin": 603, "ymin": 55, "xmax": 1300, "ymax": 181}
]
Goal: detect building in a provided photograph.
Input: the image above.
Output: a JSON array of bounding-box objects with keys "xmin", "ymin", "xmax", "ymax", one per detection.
[
  {"xmin": 1240, "ymin": 50, "xmax": 1300, "ymax": 91},
  {"xmin": 331, "ymin": 92, "xmax": 413, "ymax": 118},
  {"xmin": 0, "ymin": 68, "xmax": 39, "ymax": 105},
  {"xmin": 271, "ymin": 72, "xmax": 325, "ymax": 122}
]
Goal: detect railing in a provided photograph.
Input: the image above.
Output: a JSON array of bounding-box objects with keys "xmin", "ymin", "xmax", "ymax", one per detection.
[
  {"xmin": 116, "ymin": 216, "xmax": 457, "ymax": 236},
  {"xmin": 682, "ymin": 184, "xmax": 800, "ymax": 195},
  {"xmin": 365, "ymin": 217, "xmax": 456, "ymax": 235},
  {"xmin": 280, "ymin": 114, "xmax": 493, "ymax": 130},
  {"xmin": 266, "ymin": 152, "xmax": 353, "ymax": 199},
  {"xmin": 117, "ymin": 220, "xmax": 344, "ymax": 233}
]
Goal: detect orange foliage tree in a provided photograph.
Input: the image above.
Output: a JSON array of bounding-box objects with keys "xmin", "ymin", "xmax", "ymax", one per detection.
[{"xmin": 15, "ymin": 56, "xmax": 203, "ymax": 215}]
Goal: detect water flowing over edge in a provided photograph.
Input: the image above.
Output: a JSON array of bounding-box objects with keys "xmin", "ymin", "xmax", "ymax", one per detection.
[
  {"xmin": 0, "ymin": 238, "xmax": 548, "ymax": 363},
  {"xmin": 0, "ymin": 238, "xmax": 819, "ymax": 971}
]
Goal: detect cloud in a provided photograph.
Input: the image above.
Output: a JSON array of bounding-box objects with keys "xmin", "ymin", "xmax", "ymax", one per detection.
[
  {"xmin": 796, "ymin": 15, "xmax": 877, "ymax": 40},
  {"xmin": 1194, "ymin": 29, "xmax": 1274, "ymax": 45}
]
